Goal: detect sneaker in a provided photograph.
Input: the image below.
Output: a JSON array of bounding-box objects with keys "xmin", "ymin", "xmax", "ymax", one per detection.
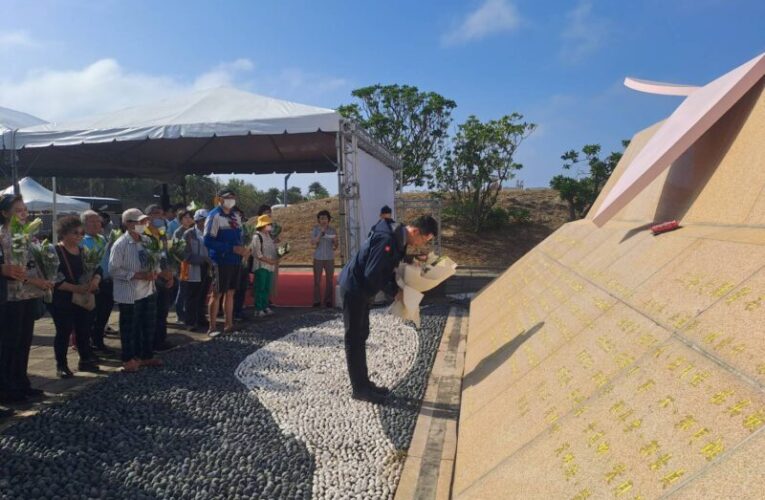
[
  {"xmin": 264, "ymin": 308, "xmax": 274, "ymax": 316},
  {"xmin": 123, "ymin": 359, "xmax": 141, "ymax": 373},
  {"xmin": 255, "ymin": 310, "xmax": 266, "ymax": 318},
  {"xmin": 57, "ymin": 365, "xmax": 74, "ymax": 379},
  {"xmin": 208, "ymin": 329, "xmax": 222, "ymax": 338}
]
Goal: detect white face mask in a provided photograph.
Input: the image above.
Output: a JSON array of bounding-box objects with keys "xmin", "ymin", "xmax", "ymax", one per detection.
[
  {"xmin": 133, "ymin": 224, "xmax": 147, "ymax": 234},
  {"xmin": 223, "ymin": 199, "xmax": 236, "ymax": 209}
]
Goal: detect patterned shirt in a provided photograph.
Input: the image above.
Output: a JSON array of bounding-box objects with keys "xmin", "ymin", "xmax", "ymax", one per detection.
[
  {"xmin": 109, "ymin": 233, "xmax": 159, "ymax": 304},
  {"xmin": 0, "ymin": 226, "xmax": 45, "ymax": 301}
]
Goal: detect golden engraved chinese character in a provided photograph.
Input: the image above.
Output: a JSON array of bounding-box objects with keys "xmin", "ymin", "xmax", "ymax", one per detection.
[
  {"xmin": 724, "ymin": 287, "xmax": 751, "ymax": 305},
  {"xmin": 667, "ymin": 356, "xmax": 687, "ymax": 371},
  {"xmin": 616, "ymin": 352, "xmax": 636, "ymax": 369},
  {"xmin": 742, "ymin": 410, "xmax": 765, "ymax": 432},
  {"xmin": 689, "ymin": 427, "xmax": 710, "ymax": 445},
  {"xmin": 649, "ymin": 453, "xmax": 672, "ymax": 471},
  {"xmin": 658, "ymin": 396, "xmax": 675, "ymax": 409},
  {"xmin": 757, "ymin": 363, "xmax": 765, "ymax": 376},
  {"xmin": 730, "ymin": 343, "xmax": 746, "ymax": 356},
  {"xmin": 675, "ymin": 415, "xmax": 697, "ymax": 431},
  {"xmin": 597, "ymin": 335, "xmax": 615, "ymax": 353},
  {"xmin": 710, "ymin": 390, "xmax": 734, "ymax": 405},
  {"xmin": 562, "ymin": 452, "xmax": 575, "ymax": 464},
  {"xmin": 700, "ymin": 438, "xmax": 724, "ymax": 461},
  {"xmin": 618, "ymin": 409, "xmax": 635, "ymax": 422},
  {"xmin": 557, "ymin": 367, "xmax": 573, "ymax": 387},
  {"xmin": 744, "ymin": 296, "xmax": 763, "ymax": 311},
  {"xmin": 727, "ymin": 399, "xmax": 751, "ymax": 416},
  {"xmin": 577, "ymin": 350, "xmax": 594, "ymax": 370},
  {"xmin": 545, "ymin": 407, "xmax": 560, "ymax": 425},
  {"xmin": 610, "ymin": 400, "xmax": 627, "ymax": 415},
  {"xmin": 571, "ymin": 488, "xmax": 591, "ymax": 500},
  {"xmin": 555, "ymin": 442, "xmax": 570, "ymax": 456},
  {"xmin": 595, "ymin": 441, "xmax": 610, "ymax": 455},
  {"xmin": 711, "ymin": 282, "xmax": 735, "ymax": 298},
  {"xmin": 652, "ymin": 345, "xmax": 669, "ymax": 359},
  {"xmin": 595, "ymin": 298, "xmax": 612, "ymax": 312},
  {"xmin": 614, "ymin": 480, "xmax": 633, "ymax": 496},
  {"xmin": 640, "ymin": 440, "xmax": 660, "ymax": 457},
  {"xmin": 587, "ymin": 430, "xmax": 605, "ymax": 446},
  {"xmin": 592, "ymin": 371, "xmax": 609, "ymax": 388},
  {"xmin": 623, "ymin": 419, "xmax": 642, "ymax": 433},
  {"xmin": 637, "ymin": 379, "xmax": 656, "ymax": 393},
  {"xmin": 637, "ymin": 333, "xmax": 659, "ymax": 348},
  {"xmin": 661, "ymin": 470, "xmax": 685, "ymax": 489},
  {"xmin": 604, "ymin": 463, "xmax": 627, "ymax": 484},
  {"xmin": 689, "ymin": 370, "xmax": 711, "ymax": 387},
  {"xmin": 564, "ymin": 463, "xmax": 579, "ymax": 480}
]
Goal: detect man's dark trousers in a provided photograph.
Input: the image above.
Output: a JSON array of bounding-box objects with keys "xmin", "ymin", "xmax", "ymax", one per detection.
[{"xmin": 342, "ymin": 289, "xmax": 372, "ymax": 392}]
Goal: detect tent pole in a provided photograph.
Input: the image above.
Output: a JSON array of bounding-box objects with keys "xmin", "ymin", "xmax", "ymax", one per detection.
[
  {"xmin": 283, "ymin": 173, "xmax": 292, "ymax": 207},
  {"xmin": 52, "ymin": 177, "xmax": 58, "ymax": 242},
  {"xmin": 10, "ymin": 130, "xmax": 19, "ymax": 195}
]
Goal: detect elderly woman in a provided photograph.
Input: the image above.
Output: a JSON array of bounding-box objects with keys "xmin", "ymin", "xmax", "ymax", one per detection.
[
  {"xmin": 310, "ymin": 210, "xmax": 338, "ymax": 307},
  {"xmin": 0, "ymin": 194, "xmax": 54, "ymax": 403},
  {"xmin": 182, "ymin": 209, "xmax": 212, "ymax": 331},
  {"xmin": 51, "ymin": 216, "xmax": 101, "ymax": 378}
]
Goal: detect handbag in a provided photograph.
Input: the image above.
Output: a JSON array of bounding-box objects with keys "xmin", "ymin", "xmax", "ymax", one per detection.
[{"xmin": 59, "ymin": 245, "xmax": 96, "ymax": 311}]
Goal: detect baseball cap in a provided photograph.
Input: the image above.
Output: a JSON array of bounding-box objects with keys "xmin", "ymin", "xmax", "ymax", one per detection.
[
  {"xmin": 122, "ymin": 208, "xmax": 149, "ymax": 224},
  {"xmin": 193, "ymin": 208, "xmax": 209, "ymax": 221}
]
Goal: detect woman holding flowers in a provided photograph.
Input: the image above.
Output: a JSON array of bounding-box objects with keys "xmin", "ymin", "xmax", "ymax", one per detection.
[
  {"xmin": 51, "ymin": 216, "xmax": 101, "ymax": 378},
  {"xmin": 0, "ymin": 194, "xmax": 54, "ymax": 403}
]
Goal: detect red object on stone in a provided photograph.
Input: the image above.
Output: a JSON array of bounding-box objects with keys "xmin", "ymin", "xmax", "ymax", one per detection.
[{"xmin": 651, "ymin": 220, "xmax": 680, "ymax": 235}]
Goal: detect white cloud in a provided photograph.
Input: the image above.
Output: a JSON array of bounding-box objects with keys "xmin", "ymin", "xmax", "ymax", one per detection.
[
  {"xmin": 0, "ymin": 30, "xmax": 41, "ymax": 51},
  {"xmin": 442, "ymin": 0, "xmax": 521, "ymax": 46},
  {"xmin": 0, "ymin": 58, "xmax": 349, "ymax": 121},
  {"xmin": 559, "ymin": 1, "xmax": 610, "ymax": 64}
]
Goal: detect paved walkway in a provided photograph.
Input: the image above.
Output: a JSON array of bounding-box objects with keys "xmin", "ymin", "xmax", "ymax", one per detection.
[{"xmin": 0, "ymin": 306, "xmax": 310, "ymax": 430}]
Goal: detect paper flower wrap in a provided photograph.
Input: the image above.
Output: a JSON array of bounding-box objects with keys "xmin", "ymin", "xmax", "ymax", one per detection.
[{"xmin": 388, "ymin": 252, "xmax": 457, "ymax": 327}]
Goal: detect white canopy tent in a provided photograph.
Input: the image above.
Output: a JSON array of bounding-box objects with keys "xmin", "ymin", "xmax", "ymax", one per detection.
[
  {"xmin": 0, "ymin": 177, "xmax": 89, "ymax": 213},
  {"xmin": 1, "ymin": 88, "xmax": 402, "ymax": 259}
]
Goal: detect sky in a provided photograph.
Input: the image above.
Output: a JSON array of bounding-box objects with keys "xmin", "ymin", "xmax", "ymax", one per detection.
[{"xmin": 1, "ymin": 0, "xmax": 764, "ymax": 194}]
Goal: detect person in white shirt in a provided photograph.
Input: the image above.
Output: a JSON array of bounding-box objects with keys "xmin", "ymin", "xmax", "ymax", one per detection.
[{"xmin": 109, "ymin": 208, "xmax": 164, "ymax": 373}]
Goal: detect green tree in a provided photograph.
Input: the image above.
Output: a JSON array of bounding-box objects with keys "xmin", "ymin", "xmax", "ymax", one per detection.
[
  {"xmin": 265, "ymin": 188, "xmax": 281, "ymax": 206},
  {"xmin": 224, "ymin": 178, "xmax": 260, "ymax": 216},
  {"xmin": 550, "ymin": 141, "xmax": 629, "ymax": 221},
  {"xmin": 307, "ymin": 181, "xmax": 330, "ymax": 199},
  {"xmin": 284, "ymin": 186, "xmax": 303, "ymax": 205},
  {"xmin": 338, "ymin": 84, "xmax": 456, "ymax": 187},
  {"xmin": 434, "ymin": 114, "xmax": 535, "ymax": 231}
]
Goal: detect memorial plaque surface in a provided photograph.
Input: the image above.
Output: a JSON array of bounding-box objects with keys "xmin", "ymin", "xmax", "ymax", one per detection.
[{"xmin": 456, "ymin": 73, "xmax": 765, "ymax": 498}]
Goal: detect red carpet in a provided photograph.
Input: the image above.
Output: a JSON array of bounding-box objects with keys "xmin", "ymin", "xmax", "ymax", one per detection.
[{"xmin": 273, "ymin": 271, "xmax": 338, "ymax": 307}]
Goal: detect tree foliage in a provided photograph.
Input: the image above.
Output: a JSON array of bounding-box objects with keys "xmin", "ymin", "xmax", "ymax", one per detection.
[
  {"xmin": 550, "ymin": 141, "xmax": 629, "ymax": 220},
  {"xmin": 433, "ymin": 114, "xmax": 536, "ymax": 231},
  {"xmin": 307, "ymin": 181, "xmax": 330, "ymax": 199},
  {"xmin": 338, "ymin": 84, "xmax": 456, "ymax": 187}
]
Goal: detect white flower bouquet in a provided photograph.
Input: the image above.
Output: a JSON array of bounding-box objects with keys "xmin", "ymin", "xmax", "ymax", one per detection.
[{"xmin": 389, "ymin": 252, "xmax": 458, "ymax": 327}]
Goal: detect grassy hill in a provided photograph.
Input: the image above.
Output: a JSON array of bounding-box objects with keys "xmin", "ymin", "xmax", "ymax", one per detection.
[{"xmin": 253, "ymin": 189, "xmax": 569, "ymax": 270}]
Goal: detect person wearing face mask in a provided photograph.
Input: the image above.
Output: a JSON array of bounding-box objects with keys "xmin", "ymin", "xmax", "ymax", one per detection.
[
  {"xmin": 144, "ymin": 204, "xmax": 175, "ymax": 351},
  {"xmin": 182, "ymin": 209, "xmax": 212, "ymax": 331},
  {"xmin": 204, "ymin": 190, "xmax": 250, "ymax": 337},
  {"xmin": 109, "ymin": 209, "xmax": 163, "ymax": 373},
  {"xmin": 0, "ymin": 194, "xmax": 54, "ymax": 403},
  {"xmin": 81, "ymin": 209, "xmax": 114, "ymax": 355}
]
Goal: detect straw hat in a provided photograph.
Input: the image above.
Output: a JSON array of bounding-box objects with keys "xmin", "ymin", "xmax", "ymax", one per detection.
[{"xmin": 255, "ymin": 214, "xmax": 273, "ymax": 229}]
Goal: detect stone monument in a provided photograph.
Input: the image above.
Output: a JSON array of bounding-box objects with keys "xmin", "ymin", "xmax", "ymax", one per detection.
[{"xmin": 453, "ymin": 52, "xmax": 765, "ymax": 499}]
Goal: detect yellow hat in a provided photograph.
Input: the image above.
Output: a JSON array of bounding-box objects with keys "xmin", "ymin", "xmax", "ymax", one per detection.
[{"xmin": 255, "ymin": 214, "xmax": 273, "ymax": 229}]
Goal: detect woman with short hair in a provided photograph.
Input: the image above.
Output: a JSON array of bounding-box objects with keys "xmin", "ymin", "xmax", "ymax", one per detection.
[
  {"xmin": 311, "ymin": 210, "xmax": 338, "ymax": 307},
  {"xmin": 51, "ymin": 216, "xmax": 101, "ymax": 378}
]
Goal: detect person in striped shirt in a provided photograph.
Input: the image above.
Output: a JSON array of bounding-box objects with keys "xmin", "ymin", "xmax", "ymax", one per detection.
[{"xmin": 109, "ymin": 208, "xmax": 164, "ymax": 373}]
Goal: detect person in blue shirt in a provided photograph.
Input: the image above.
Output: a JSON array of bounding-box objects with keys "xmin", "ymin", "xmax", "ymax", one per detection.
[
  {"xmin": 339, "ymin": 214, "xmax": 438, "ymax": 404},
  {"xmin": 204, "ymin": 190, "xmax": 250, "ymax": 337},
  {"xmin": 81, "ymin": 210, "xmax": 115, "ymax": 355}
]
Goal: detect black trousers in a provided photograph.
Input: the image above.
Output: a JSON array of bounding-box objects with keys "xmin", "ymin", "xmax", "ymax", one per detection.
[
  {"xmin": 183, "ymin": 271, "xmax": 211, "ymax": 328},
  {"xmin": 92, "ymin": 279, "xmax": 114, "ymax": 348},
  {"xmin": 51, "ymin": 301, "xmax": 94, "ymax": 366},
  {"xmin": 342, "ymin": 289, "xmax": 372, "ymax": 392},
  {"xmin": 154, "ymin": 283, "xmax": 172, "ymax": 348},
  {"xmin": 233, "ymin": 266, "xmax": 249, "ymax": 315},
  {"xmin": 119, "ymin": 295, "xmax": 156, "ymax": 362},
  {"xmin": 0, "ymin": 299, "xmax": 37, "ymax": 396}
]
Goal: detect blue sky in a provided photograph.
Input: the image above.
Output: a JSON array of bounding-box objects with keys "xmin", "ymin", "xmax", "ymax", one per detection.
[{"xmin": 2, "ymin": 0, "xmax": 764, "ymax": 193}]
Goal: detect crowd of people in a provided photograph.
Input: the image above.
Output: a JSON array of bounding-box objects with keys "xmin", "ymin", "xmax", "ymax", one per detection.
[
  {"xmin": 0, "ymin": 186, "xmax": 437, "ymax": 416},
  {"xmin": 0, "ymin": 188, "xmax": 350, "ymax": 417}
]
